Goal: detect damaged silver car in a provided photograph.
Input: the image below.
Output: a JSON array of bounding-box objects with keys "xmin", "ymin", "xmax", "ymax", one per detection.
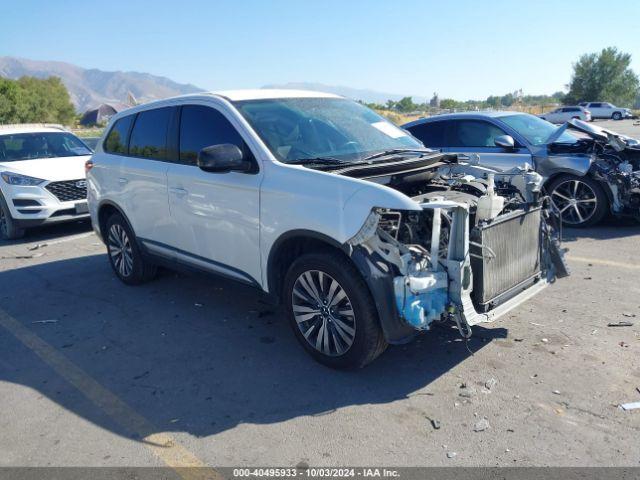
[
  {"xmin": 403, "ymin": 113, "xmax": 640, "ymax": 227},
  {"xmin": 89, "ymin": 91, "xmax": 569, "ymax": 369}
]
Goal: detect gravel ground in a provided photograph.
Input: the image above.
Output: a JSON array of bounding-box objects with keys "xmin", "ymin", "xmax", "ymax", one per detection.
[{"xmin": 0, "ymin": 120, "xmax": 639, "ymax": 469}]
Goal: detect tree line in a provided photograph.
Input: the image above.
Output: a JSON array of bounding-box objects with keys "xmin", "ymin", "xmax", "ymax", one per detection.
[
  {"xmin": 366, "ymin": 47, "xmax": 639, "ymax": 113},
  {"xmin": 0, "ymin": 76, "xmax": 76, "ymax": 125}
]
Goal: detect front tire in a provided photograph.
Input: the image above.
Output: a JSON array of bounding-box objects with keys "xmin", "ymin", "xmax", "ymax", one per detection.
[
  {"xmin": 612, "ymin": 112, "xmax": 622, "ymax": 120},
  {"xmin": 547, "ymin": 174, "xmax": 608, "ymax": 228},
  {"xmin": 0, "ymin": 192, "xmax": 25, "ymax": 240},
  {"xmin": 105, "ymin": 213, "xmax": 157, "ymax": 284},
  {"xmin": 283, "ymin": 252, "xmax": 387, "ymax": 369}
]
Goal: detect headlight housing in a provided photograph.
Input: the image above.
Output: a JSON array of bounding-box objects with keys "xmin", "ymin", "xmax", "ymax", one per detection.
[{"xmin": 1, "ymin": 172, "xmax": 46, "ymax": 186}]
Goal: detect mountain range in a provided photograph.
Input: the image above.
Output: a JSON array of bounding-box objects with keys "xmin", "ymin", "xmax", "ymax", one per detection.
[
  {"xmin": 0, "ymin": 56, "xmax": 430, "ymax": 112},
  {"xmin": 0, "ymin": 56, "xmax": 203, "ymax": 112}
]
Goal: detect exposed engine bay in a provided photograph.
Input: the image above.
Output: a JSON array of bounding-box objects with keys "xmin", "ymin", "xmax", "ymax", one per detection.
[
  {"xmin": 549, "ymin": 119, "xmax": 640, "ymax": 217},
  {"xmin": 324, "ymin": 152, "xmax": 570, "ymax": 342}
]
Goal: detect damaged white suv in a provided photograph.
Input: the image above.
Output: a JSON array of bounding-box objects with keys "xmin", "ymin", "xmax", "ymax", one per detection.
[{"xmin": 87, "ymin": 90, "xmax": 568, "ymax": 368}]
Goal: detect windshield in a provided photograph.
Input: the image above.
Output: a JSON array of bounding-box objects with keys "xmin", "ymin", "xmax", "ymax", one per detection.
[
  {"xmin": 0, "ymin": 132, "xmax": 92, "ymax": 162},
  {"xmin": 500, "ymin": 114, "xmax": 578, "ymax": 146},
  {"xmin": 234, "ymin": 97, "xmax": 423, "ymax": 164}
]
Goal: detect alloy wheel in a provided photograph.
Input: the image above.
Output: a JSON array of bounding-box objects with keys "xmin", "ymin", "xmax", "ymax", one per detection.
[
  {"xmin": 108, "ymin": 223, "xmax": 134, "ymax": 277},
  {"xmin": 550, "ymin": 179, "xmax": 598, "ymax": 225},
  {"xmin": 291, "ymin": 270, "xmax": 356, "ymax": 356}
]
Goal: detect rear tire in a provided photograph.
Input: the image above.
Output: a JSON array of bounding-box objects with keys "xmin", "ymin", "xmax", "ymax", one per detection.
[
  {"xmin": 283, "ymin": 252, "xmax": 387, "ymax": 369},
  {"xmin": 105, "ymin": 213, "xmax": 157, "ymax": 285},
  {"xmin": 0, "ymin": 192, "xmax": 25, "ymax": 240},
  {"xmin": 546, "ymin": 174, "xmax": 608, "ymax": 228}
]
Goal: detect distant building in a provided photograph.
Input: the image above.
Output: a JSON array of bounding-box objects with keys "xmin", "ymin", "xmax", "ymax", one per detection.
[
  {"xmin": 79, "ymin": 103, "xmax": 130, "ymax": 127},
  {"xmin": 429, "ymin": 92, "xmax": 440, "ymax": 108}
]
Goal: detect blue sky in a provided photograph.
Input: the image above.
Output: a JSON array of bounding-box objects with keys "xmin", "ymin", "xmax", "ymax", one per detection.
[{"xmin": 2, "ymin": 0, "xmax": 639, "ymax": 100}]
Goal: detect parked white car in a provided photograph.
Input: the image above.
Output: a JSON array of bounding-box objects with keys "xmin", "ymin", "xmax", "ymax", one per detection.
[
  {"xmin": 0, "ymin": 124, "xmax": 92, "ymax": 239},
  {"xmin": 578, "ymin": 102, "xmax": 632, "ymax": 120},
  {"xmin": 87, "ymin": 90, "xmax": 567, "ymax": 368},
  {"xmin": 539, "ymin": 106, "xmax": 591, "ymax": 124}
]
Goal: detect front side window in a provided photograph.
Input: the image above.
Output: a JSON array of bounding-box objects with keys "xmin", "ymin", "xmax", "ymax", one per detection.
[
  {"xmin": 104, "ymin": 115, "xmax": 134, "ymax": 154},
  {"xmin": 129, "ymin": 107, "xmax": 172, "ymax": 160},
  {"xmin": 448, "ymin": 120, "xmax": 506, "ymax": 148},
  {"xmin": 0, "ymin": 132, "xmax": 91, "ymax": 162},
  {"xmin": 234, "ymin": 97, "xmax": 422, "ymax": 164},
  {"xmin": 179, "ymin": 105, "xmax": 248, "ymax": 165}
]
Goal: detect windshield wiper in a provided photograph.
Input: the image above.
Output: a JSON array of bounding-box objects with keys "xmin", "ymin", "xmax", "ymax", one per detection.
[
  {"xmin": 362, "ymin": 148, "xmax": 432, "ymax": 162},
  {"xmin": 287, "ymin": 156, "xmax": 347, "ymax": 166}
]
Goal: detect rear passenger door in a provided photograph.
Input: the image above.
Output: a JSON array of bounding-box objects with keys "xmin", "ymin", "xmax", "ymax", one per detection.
[
  {"xmin": 445, "ymin": 119, "xmax": 532, "ymax": 172},
  {"xmin": 405, "ymin": 121, "xmax": 450, "ymax": 150},
  {"xmin": 165, "ymin": 103, "xmax": 262, "ymax": 286},
  {"xmin": 117, "ymin": 107, "xmax": 173, "ymax": 246}
]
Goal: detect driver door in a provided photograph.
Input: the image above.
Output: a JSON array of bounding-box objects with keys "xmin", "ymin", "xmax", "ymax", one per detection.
[
  {"xmin": 443, "ymin": 119, "xmax": 532, "ymax": 172},
  {"xmin": 165, "ymin": 104, "xmax": 263, "ymax": 286}
]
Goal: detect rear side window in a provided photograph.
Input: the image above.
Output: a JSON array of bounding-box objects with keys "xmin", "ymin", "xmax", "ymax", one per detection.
[
  {"xmin": 406, "ymin": 121, "xmax": 448, "ymax": 148},
  {"xmin": 129, "ymin": 107, "xmax": 172, "ymax": 160},
  {"xmin": 179, "ymin": 105, "xmax": 247, "ymax": 165},
  {"xmin": 104, "ymin": 115, "xmax": 134, "ymax": 154},
  {"xmin": 449, "ymin": 120, "xmax": 506, "ymax": 148},
  {"xmin": 589, "ymin": 103, "xmax": 601, "ymax": 108}
]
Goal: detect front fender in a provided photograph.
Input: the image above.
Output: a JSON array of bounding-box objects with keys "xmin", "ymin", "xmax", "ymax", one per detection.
[{"xmin": 536, "ymin": 153, "xmax": 592, "ymax": 180}]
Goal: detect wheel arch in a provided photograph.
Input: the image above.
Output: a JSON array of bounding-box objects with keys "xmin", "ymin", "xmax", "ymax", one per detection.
[
  {"xmin": 267, "ymin": 230, "xmax": 351, "ymax": 301},
  {"xmin": 97, "ymin": 200, "xmax": 134, "ymax": 241}
]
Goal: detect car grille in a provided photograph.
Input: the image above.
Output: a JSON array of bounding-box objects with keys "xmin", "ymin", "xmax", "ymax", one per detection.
[
  {"xmin": 470, "ymin": 207, "xmax": 542, "ymax": 312},
  {"xmin": 45, "ymin": 179, "xmax": 87, "ymax": 202}
]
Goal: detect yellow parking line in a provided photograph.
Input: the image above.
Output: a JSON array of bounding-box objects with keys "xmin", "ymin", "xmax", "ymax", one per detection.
[
  {"xmin": 0, "ymin": 308, "xmax": 221, "ymax": 480},
  {"xmin": 568, "ymin": 255, "xmax": 640, "ymax": 270}
]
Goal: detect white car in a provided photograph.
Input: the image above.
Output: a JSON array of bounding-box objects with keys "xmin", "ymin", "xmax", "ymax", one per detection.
[
  {"xmin": 578, "ymin": 102, "xmax": 632, "ymax": 120},
  {"xmin": 539, "ymin": 106, "xmax": 591, "ymax": 124},
  {"xmin": 88, "ymin": 90, "xmax": 567, "ymax": 368},
  {"xmin": 0, "ymin": 125, "xmax": 92, "ymax": 240}
]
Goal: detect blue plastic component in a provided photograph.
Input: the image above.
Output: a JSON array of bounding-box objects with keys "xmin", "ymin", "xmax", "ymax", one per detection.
[{"xmin": 394, "ymin": 274, "xmax": 448, "ymax": 329}]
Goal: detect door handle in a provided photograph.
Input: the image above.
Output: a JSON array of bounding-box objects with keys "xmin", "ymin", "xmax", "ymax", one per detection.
[
  {"xmin": 169, "ymin": 187, "xmax": 188, "ymax": 198},
  {"xmin": 118, "ymin": 177, "xmax": 128, "ymax": 185},
  {"xmin": 457, "ymin": 154, "xmax": 470, "ymax": 161}
]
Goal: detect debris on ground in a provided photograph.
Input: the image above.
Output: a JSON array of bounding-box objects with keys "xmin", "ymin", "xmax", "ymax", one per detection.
[
  {"xmin": 27, "ymin": 243, "xmax": 48, "ymax": 251},
  {"xmin": 484, "ymin": 378, "xmax": 497, "ymax": 391},
  {"xmin": 619, "ymin": 402, "xmax": 640, "ymax": 411},
  {"xmin": 429, "ymin": 418, "xmax": 441, "ymax": 430},
  {"xmin": 552, "ymin": 390, "xmax": 561, "ymax": 395},
  {"xmin": 541, "ymin": 338, "xmax": 549, "ymax": 343},
  {"xmin": 31, "ymin": 319, "xmax": 58, "ymax": 324},
  {"xmin": 446, "ymin": 452, "xmax": 457, "ymax": 459},
  {"xmin": 591, "ymin": 329, "xmax": 598, "ymax": 335},
  {"xmin": 194, "ymin": 303, "xmax": 203, "ymax": 307},
  {"xmin": 513, "ymin": 337, "xmax": 524, "ymax": 342},
  {"xmin": 530, "ymin": 322, "xmax": 546, "ymax": 327},
  {"xmin": 473, "ymin": 418, "xmax": 490, "ymax": 432},
  {"xmin": 459, "ymin": 383, "xmax": 477, "ymax": 398},
  {"xmin": 608, "ymin": 321, "xmax": 634, "ymax": 327},
  {"xmin": 622, "ymin": 313, "xmax": 636, "ymax": 318}
]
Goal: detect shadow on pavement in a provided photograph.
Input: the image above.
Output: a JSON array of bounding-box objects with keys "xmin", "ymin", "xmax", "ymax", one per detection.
[
  {"xmin": 0, "ymin": 251, "xmax": 506, "ymax": 441},
  {"xmin": 562, "ymin": 216, "xmax": 640, "ymax": 243},
  {"xmin": 0, "ymin": 219, "xmax": 93, "ymax": 247}
]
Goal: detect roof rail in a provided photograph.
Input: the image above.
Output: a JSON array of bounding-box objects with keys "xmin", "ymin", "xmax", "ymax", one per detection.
[{"xmin": 0, "ymin": 123, "xmax": 69, "ymax": 131}]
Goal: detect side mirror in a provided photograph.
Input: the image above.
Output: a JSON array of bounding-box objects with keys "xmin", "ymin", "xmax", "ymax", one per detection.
[
  {"xmin": 494, "ymin": 135, "xmax": 515, "ymax": 150},
  {"xmin": 197, "ymin": 144, "xmax": 252, "ymax": 173}
]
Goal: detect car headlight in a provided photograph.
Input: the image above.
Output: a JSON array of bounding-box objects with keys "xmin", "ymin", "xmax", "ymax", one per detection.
[{"xmin": 0, "ymin": 172, "xmax": 46, "ymax": 186}]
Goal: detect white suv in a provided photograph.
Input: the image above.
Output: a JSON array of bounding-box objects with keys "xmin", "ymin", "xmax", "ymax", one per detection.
[
  {"xmin": 578, "ymin": 102, "xmax": 632, "ymax": 120},
  {"xmin": 88, "ymin": 90, "xmax": 568, "ymax": 368},
  {"xmin": 0, "ymin": 124, "xmax": 92, "ymax": 240},
  {"xmin": 539, "ymin": 106, "xmax": 591, "ymax": 123}
]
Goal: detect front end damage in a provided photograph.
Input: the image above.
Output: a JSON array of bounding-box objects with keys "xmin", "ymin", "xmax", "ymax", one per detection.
[
  {"xmin": 346, "ymin": 163, "xmax": 569, "ymax": 343},
  {"xmin": 549, "ymin": 119, "xmax": 640, "ymax": 219}
]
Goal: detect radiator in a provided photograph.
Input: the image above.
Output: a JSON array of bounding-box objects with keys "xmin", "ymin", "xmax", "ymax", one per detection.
[{"xmin": 470, "ymin": 207, "xmax": 542, "ymax": 312}]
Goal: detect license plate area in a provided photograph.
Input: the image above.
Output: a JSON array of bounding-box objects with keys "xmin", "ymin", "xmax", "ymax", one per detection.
[{"xmin": 75, "ymin": 202, "xmax": 89, "ymax": 214}]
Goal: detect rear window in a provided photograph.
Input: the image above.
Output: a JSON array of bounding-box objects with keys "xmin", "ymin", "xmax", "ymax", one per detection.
[
  {"xmin": 0, "ymin": 132, "xmax": 91, "ymax": 162},
  {"xmin": 406, "ymin": 121, "xmax": 448, "ymax": 148},
  {"xmin": 104, "ymin": 115, "xmax": 134, "ymax": 154},
  {"xmin": 128, "ymin": 108, "xmax": 172, "ymax": 160}
]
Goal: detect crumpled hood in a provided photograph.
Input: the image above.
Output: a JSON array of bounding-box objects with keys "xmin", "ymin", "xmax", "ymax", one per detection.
[
  {"xmin": 547, "ymin": 118, "xmax": 639, "ymax": 147},
  {"xmin": 0, "ymin": 155, "xmax": 90, "ymax": 182}
]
